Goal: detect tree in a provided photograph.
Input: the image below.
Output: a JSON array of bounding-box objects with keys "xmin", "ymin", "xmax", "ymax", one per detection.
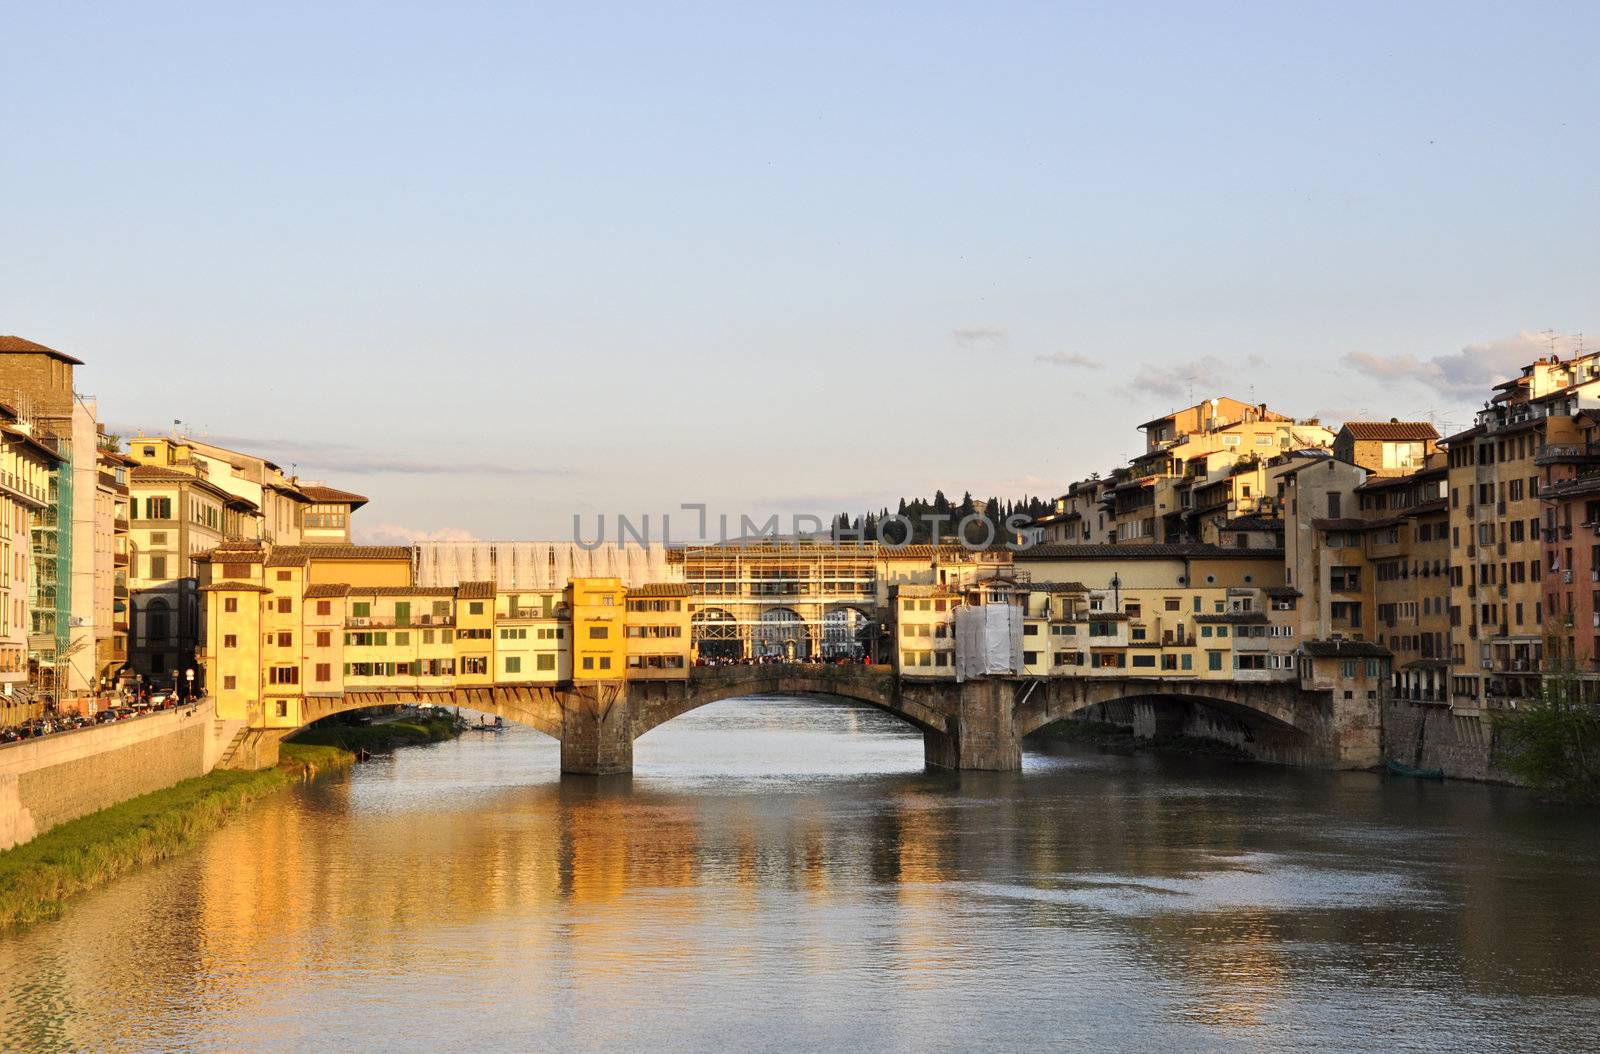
[{"xmin": 1492, "ymin": 647, "xmax": 1600, "ymax": 803}]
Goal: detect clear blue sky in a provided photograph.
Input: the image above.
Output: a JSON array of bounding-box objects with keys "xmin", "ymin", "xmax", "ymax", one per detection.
[{"xmin": 4, "ymin": 2, "xmax": 1596, "ymax": 542}]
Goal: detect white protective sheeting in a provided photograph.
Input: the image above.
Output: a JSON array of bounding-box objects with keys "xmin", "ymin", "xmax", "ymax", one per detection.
[
  {"xmin": 413, "ymin": 541, "xmax": 679, "ymax": 590},
  {"xmin": 954, "ymin": 603, "xmax": 1024, "ymax": 682}
]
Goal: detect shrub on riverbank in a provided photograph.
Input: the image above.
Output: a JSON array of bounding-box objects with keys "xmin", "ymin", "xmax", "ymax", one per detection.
[
  {"xmin": 0, "ymin": 766, "xmax": 289, "ymax": 928},
  {"xmin": 1493, "ymin": 669, "xmax": 1600, "ymax": 804},
  {"xmin": 286, "ymin": 714, "xmax": 458, "ymax": 754}
]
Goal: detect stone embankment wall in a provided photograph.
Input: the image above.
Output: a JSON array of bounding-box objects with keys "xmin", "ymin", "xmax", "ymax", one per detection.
[
  {"xmin": 1381, "ymin": 699, "xmax": 1512, "ymax": 783},
  {"xmin": 0, "ymin": 701, "xmax": 231, "ymax": 851}
]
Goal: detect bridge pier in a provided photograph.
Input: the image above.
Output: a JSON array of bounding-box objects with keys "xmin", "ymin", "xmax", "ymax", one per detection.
[
  {"xmin": 920, "ymin": 679, "xmax": 1021, "ymax": 772},
  {"xmin": 559, "ymin": 682, "xmax": 634, "ymax": 775}
]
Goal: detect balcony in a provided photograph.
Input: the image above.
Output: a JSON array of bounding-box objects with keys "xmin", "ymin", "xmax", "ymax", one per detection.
[{"xmin": 345, "ymin": 615, "xmax": 455, "ymax": 629}]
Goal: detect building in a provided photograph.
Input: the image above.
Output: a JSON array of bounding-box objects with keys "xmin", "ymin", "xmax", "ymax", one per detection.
[
  {"xmin": 0, "ymin": 401, "xmax": 61, "ymax": 722},
  {"xmin": 94, "ymin": 432, "xmax": 133, "ymax": 688},
  {"xmin": 1332, "ymin": 421, "xmax": 1440, "ymax": 476}
]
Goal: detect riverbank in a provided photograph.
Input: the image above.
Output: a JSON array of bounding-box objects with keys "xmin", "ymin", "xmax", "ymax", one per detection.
[
  {"xmin": 1030, "ymin": 718, "xmax": 1254, "ymax": 761},
  {"xmin": 285, "ymin": 713, "xmax": 459, "ymax": 754},
  {"xmin": 0, "ymin": 715, "xmax": 458, "ymax": 929},
  {"xmin": 0, "ymin": 764, "xmax": 291, "ymax": 928}
]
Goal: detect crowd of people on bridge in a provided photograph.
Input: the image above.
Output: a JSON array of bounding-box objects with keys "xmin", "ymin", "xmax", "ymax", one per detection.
[{"xmin": 693, "ymin": 654, "xmax": 874, "ymax": 668}]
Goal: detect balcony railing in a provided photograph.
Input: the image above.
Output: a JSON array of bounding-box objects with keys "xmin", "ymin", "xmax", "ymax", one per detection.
[{"xmin": 345, "ymin": 615, "xmax": 455, "ymax": 629}]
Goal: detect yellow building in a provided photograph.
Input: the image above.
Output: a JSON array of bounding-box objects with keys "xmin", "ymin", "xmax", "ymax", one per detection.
[
  {"xmin": 453, "ymin": 580, "xmax": 495, "ymax": 685},
  {"xmin": 571, "ymin": 577, "xmax": 625, "ymax": 679},
  {"xmin": 495, "ymin": 586, "xmax": 570, "ymax": 684},
  {"xmin": 894, "ymin": 584, "xmax": 962, "ymax": 676},
  {"xmin": 623, "ymin": 583, "xmax": 691, "ymax": 678},
  {"xmin": 0, "ymin": 401, "xmax": 60, "ymax": 721}
]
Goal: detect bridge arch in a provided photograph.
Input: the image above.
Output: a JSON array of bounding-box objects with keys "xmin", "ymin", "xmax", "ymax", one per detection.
[
  {"xmin": 627, "ymin": 665, "xmax": 947, "ymax": 740},
  {"xmin": 298, "ymin": 686, "xmax": 566, "ymax": 741}
]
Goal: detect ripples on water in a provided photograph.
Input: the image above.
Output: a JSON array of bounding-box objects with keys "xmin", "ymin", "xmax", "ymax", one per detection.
[{"xmin": 2, "ymin": 694, "xmax": 1599, "ymax": 1053}]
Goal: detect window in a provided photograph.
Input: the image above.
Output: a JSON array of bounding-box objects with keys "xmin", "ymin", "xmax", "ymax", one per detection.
[
  {"xmin": 276, "ymin": 570, "xmax": 291, "ymax": 581},
  {"xmin": 223, "ymin": 634, "xmax": 237, "ymax": 648},
  {"xmin": 537, "ymin": 654, "xmax": 556, "ymax": 671},
  {"xmin": 352, "ymin": 602, "xmax": 371, "ymax": 618},
  {"xmin": 223, "ymin": 676, "xmax": 237, "ymax": 690},
  {"xmin": 317, "ymin": 601, "xmax": 332, "ymax": 616},
  {"xmin": 316, "ymin": 631, "xmax": 331, "ymax": 648},
  {"xmin": 149, "ymin": 555, "xmax": 167, "ymax": 579},
  {"xmin": 277, "ymin": 598, "xmax": 292, "ymax": 614},
  {"xmin": 582, "ymin": 657, "xmax": 594, "ymax": 670},
  {"xmin": 224, "ymin": 597, "xmax": 238, "ymax": 613},
  {"xmin": 505, "ymin": 656, "xmax": 522, "ymax": 673},
  {"xmin": 1208, "ymin": 651, "xmax": 1223, "ymax": 671},
  {"xmin": 276, "ymin": 632, "xmax": 292, "ymax": 647},
  {"xmin": 315, "ymin": 663, "xmax": 331, "ymax": 682},
  {"xmin": 599, "ymin": 657, "xmax": 611, "ymax": 670},
  {"xmin": 269, "ymin": 666, "xmax": 299, "ymax": 685},
  {"xmin": 589, "ymin": 626, "xmax": 609, "ymax": 639},
  {"xmin": 469, "ymin": 602, "xmax": 484, "ymax": 615}
]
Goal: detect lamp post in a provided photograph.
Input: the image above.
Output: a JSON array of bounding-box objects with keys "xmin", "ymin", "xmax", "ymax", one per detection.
[{"xmin": 184, "ymin": 667, "xmax": 195, "ymax": 701}]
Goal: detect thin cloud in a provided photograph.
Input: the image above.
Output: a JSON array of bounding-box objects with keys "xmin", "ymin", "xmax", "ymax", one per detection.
[
  {"xmin": 1342, "ymin": 330, "xmax": 1584, "ymax": 399},
  {"xmin": 1034, "ymin": 352, "xmax": 1102, "ymax": 370},
  {"xmin": 105, "ymin": 427, "xmax": 570, "ymax": 478},
  {"xmin": 951, "ymin": 327, "xmax": 1008, "ymax": 352},
  {"xmin": 1123, "ymin": 356, "xmax": 1230, "ymax": 401}
]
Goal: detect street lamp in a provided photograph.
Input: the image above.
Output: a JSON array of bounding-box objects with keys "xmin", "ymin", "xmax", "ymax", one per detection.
[{"xmin": 184, "ymin": 667, "xmax": 195, "ymax": 700}]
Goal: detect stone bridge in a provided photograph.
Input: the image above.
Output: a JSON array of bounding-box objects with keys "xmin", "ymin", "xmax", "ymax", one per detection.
[{"xmin": 238, "ymin": 666, "xmax": 1376, "ymax": 773}]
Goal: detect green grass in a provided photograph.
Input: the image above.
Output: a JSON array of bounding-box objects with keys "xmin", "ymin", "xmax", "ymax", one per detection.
[
  {"xmin": 278, "ymin": 741, "xmax": 356, "ymax": 771},
  {"xmin": 0, "ymin": 766, "xmax": 291, "ymax": 928},
  {"xmin": 285, "ymin": 714, "xmax": 458, "ymax": 754}
]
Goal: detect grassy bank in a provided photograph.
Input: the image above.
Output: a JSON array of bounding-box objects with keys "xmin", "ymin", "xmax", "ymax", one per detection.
[
  {"xmin": 0, "ymin": 766, "xmax": 290, "ymax": 928},
  {"xmin": 285, "ymin": 713, "xmax": 459, "ymax": 754}
]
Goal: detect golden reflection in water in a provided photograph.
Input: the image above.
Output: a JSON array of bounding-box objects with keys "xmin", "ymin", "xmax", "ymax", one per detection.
[
  {"xmin": 1160, "ymin": 911, "xmax": 1288, "ymax": 1030},
  {"xmin": 890, "ymin": 791, "xmax": 953, "ymax": 989}
]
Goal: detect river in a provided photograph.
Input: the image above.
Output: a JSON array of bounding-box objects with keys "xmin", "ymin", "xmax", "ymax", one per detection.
[{"xmin": 2, "ymin": 695, "xmax": 1598, "ymax": 1053}]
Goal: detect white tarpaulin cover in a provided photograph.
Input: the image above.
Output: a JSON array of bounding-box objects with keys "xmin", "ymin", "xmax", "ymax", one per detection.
[
  {"xmin": 413, "ymin": 542, "xmax": 679, "ymax": 591},
  {"xmin": 954, "ymin": 603, "xmax": 1024, "ymax": 681}
]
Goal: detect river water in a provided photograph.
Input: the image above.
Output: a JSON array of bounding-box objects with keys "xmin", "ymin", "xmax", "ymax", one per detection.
[{"xmin": 2, "ymin": 695, "xmax": 1598, "ymax": 1053}]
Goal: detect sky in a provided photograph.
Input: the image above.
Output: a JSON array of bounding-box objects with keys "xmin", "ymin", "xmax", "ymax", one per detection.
[{"xmin": 4, "ymin": 2, "xmax": 1597, "ymax": 543}]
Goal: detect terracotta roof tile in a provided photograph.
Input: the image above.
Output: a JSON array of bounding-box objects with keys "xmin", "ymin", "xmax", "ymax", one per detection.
[
  {"xmin": 1338, "ymin": 421, "xmax": 1440, "ymax": 441},
  {"xmin": 299, "ymin": 484, "xmax": 369, "ymax": 509},
  {"xmin": 303, "ymin": 583, "xmax": 352, "ymax": 598},
  {"xmin": 264, "ymin": 545, "xmax": 412, "ymax": 567},
  {"xmin": 626, "ymin": 582, "xmax": 694, "ymax": 597},
  {"xmin": 457, "ymin": 580, "xmax": 495, "ymax": 599},
  {"xmin": 0, "ymin": 335, "xmax": 83, "ymax": 364},
  {"xmin": 199, "ymin": 580, "xmax": 272, "ymax": 593}
]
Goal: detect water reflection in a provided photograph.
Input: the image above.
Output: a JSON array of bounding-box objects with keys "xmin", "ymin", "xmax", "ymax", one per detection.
[{"xmin": 2, "ymin": 695, "xmax": 1599, "ymax": 1052}]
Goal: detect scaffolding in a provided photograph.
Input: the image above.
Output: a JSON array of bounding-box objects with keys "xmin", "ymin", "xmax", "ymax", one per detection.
[
  {"xmin": 681, "ymin": 545, "xmax": 882, "ymax": 659},
  {"xmin": 413, "ymin": 541, "xmax": 679, "ymax": 592}
]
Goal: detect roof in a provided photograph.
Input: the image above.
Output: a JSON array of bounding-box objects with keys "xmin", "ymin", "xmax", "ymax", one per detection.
[
  {"xmin": 1338, "ymin": 421, "xmax": 1439, "ymax": 442},
  {"xmin": 129, "ymin": 464, "xmax": 254, "ymax": 507},
  {"xmin": 1263, "ymin": 586, "xmax": 1301, "ymax": 599},
  {"xmin": 1017, "ymin": 581, "xmax": 1088, "ymax": 593},
  {"xmin": 626, "ymin": 582, "xmax": 694, "ymax": 597},
  {"xmin": 0, "ymin": 335, "xmax": 83, "ymax": 365},
  {"xmin": 1311, "ymin": 518, "xmax": 1372, "ymax": 532},
  {"xmin": 303, "ymin": 583, "xmax": 352, "ymax": 599},
  {"xmin": 1015, "ymin": 543, "xmax": 1284, "ymax": 561},
  {"xmin": 1195, "ymin": 611, "xmax": 1270, "ymax": 625},
  {"xmin": 342, "ymin": 585, "xmax": 457, "ymax": 596},
  {"xmin": 299, "ymin": 484, "xmax": 370, "ymax": 510},
  {"xmin": 198, "ymin": 580, "xmax": 271, "ymax": 593},
  {"xmin": 264, "ymin": 545, "xmax": 412, "ymax": 567},
  {"xmin": 456, "ymin": 580, "xmax": 496, "ymax": 600},
  {"xmin": 1301, "ymin": 640, "xmax": 1391, "ymax": 658}
]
